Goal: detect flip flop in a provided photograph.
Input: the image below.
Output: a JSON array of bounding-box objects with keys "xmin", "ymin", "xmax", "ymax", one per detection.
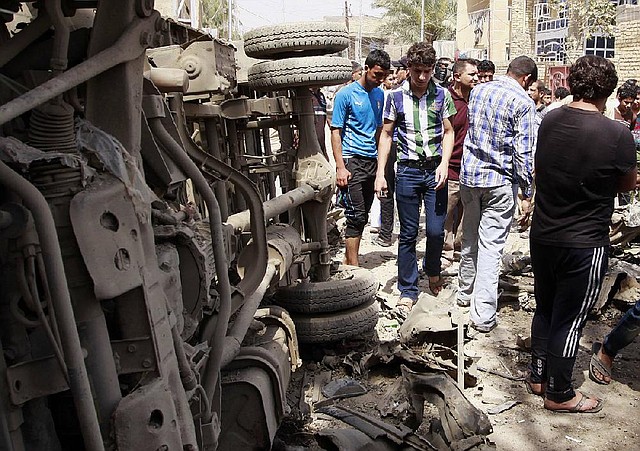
[
  {"xmin": 545, "ymin": 392, "xmax": 604, "ymax": 414},
  {"xmin": 524, "ymin": 378, "xmax": 545, "ymax": 397},
  {"xmin": 589, "ymin": 342, "xmax": 612, "ymax": 385}
]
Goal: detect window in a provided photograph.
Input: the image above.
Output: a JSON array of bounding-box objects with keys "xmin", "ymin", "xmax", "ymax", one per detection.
[
  {"xmin": 617, "ymin": 0, "xmax": 638, "ymax": 5},
  {"xmin": 536, "ymin": 38, "xmax": 566, "ymax": 63},
  {"xmin": 558, "ymin": 1, "xmax": 568, "ymax": 19},
  {"xmin": 537, "ymin": 18, "xmax": 569, "ymax": 32},
  {"xmin": 535, "ymin": 2, "xmax": 550, "ymax": 19},
  {"xmin": 584, "ymin": 35, "xmax": 615, "ymax": 58}
]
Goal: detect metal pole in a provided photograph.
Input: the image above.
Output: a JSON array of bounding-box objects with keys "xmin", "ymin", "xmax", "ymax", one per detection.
[
  {"xmin": 420, "ymin": 0, "xmax": 425, "ymax": 42},
  {"xmin": 227, "ymin": 0, "xmax": 232, "ymax": 40},
  {"xmin": 357, "ymin": 0, "xmax": 363, "ymax": 62}
]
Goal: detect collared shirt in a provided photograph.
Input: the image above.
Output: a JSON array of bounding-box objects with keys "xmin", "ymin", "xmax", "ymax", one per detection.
[
  {"xmin": 460, "ymin": 75, "xmax": 535, "ymax": 197},
  {"xmin": 383, "ymin": 79, "xmax": 456, "ymax": 161},
  {"xmin": 331, "ymin": 81, "xmax": 384, "ymax": 158},
  {"xmin": 447, "ymin": 85, "xmax": 470, "ymax": 180}
]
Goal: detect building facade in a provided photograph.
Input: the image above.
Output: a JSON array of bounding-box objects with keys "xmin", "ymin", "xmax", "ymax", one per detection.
[{"xmin": 456, "ymin": 0, "xmax": 640, "ymax": 84}]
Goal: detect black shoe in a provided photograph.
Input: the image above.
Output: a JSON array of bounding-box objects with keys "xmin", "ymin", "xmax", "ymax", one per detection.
[{"xmin": 374, "ymin": 236, "xmax": 393, "ymax": 247}]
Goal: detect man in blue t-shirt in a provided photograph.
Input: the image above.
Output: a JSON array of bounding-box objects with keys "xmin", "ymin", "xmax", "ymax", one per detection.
[{"xmin": 331, "ymin": 49, "xmax": 390, "ymax": 266}]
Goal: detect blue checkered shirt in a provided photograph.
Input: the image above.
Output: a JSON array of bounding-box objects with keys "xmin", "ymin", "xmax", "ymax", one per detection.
[{"xmin": 460, "ymin": 75, "xmax": 535, "ymax": 198}]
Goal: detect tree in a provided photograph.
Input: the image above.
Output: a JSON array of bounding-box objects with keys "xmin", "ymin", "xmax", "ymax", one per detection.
[
  {"xmin": 551, "ymin": 0, "xmax": 616, "ymax": 61},
  {"xmin": 372, "ymin": 0, "xmax": 456, "ymax": 44},
  {"xmin": 201, "ymin": 0, "xmax": 240, "ymax": 38}
]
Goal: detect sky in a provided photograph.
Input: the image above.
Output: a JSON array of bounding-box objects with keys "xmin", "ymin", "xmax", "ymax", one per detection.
[{"xmin": 235, "ymin": 0, "xmax": 384, "ymax": 33}]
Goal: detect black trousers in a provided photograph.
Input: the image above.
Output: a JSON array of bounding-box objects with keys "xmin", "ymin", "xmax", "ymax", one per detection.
[
  {"xmin": 379, "ymin": 142, "xmax": 397, "ymax": 242},
  {"xmin": 337, "ymin": 156, "xmax": 377, "ymax": 238},
  {"xmin": 529, "ymin": 241, "xmax": 608, "ymax": 403}
]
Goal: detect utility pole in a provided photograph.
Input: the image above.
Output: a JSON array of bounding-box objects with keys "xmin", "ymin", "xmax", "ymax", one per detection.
[
  {"xmin": 344, "ymin": 1, "xmax": 350, "ymax": 59},
  {"xmin": 356, "ymin": 0, "xmax": 363, "ymax": 62},
  {"xmin": 420, "ymin": 0, "xmax": 425, "ymax": 42},
  {"xmin": 227, "ymin": 0, "xmax": 233, "ymax": 40}
]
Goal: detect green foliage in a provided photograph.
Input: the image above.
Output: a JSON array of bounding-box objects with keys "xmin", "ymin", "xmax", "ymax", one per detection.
[
  {"xmin": 550, "ymin": 0, "xmax": 616, "ymax": 59},
  {"xmin": 372, "ymin": 0, "xmax": 456, "ymax": 44},
  {"xmin": 201, "ymin": 0, "xmax": 228, "ymax": 31}
]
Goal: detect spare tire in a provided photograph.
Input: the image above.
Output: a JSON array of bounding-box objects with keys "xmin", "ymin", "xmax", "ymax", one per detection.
[
  {"xmin": 291, "ymin": 299, "xmax": 379, "ymax": 344},
  {"xmin": 248, "ymin": 56, "xmax": 352, "ymax": 91},
  {"xmin": 274, "ymin": 265, "xmax": 378, "ymax": 314},
  {"xmin": 244, "ymin": 22, "xmax": 349, "ymax": 59}
]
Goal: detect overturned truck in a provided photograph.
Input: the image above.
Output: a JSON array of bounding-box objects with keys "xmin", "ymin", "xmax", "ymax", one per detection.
[{"xmin": 0, "ymin": 2, "xmax": 379, "ymax": 450}]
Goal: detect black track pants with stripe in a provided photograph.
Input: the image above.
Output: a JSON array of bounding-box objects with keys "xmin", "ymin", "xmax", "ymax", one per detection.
[{"xmin": 529, "ymin": 242, "xmax": 608, "ymax": 403}]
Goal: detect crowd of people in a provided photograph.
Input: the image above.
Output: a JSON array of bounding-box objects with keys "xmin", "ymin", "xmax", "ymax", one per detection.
[{"xmin": 324, "ymin": 42, "xmax": 640, "ymax": 414}]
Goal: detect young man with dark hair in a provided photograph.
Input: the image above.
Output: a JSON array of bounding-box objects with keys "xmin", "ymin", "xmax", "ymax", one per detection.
[
  {"xmin": 554, "ymin": 86, "xmax": 570, "ymax": 100},
  {"xmin": 528, "ymin": 80, "xmax": 546, "ymax": 111},
  {"xmin": 542, "ymin": 87, "xmax": 552, "ymax": 107},
  {"xmin": 332, "ymin": 49, "xmax": 391, "ymax": 266},
  {"xmin": 457, "ymin": 55, "xmax": 537, "ymax": 332},
  {"xmin": 613, "ymin": 83, "xmax": 638, "ymax": 129},
  {"xmin": 527, "ymin": 55, "xmax": 636, "ymax": 413},
  {"xmin": 375, "ymin": 42, "xmax": 455, "ymax": 315},
  {"xmin": 528, "ymin": 80, "xmax": 548, "ymax": 130},
  {"xmin": 351, "ymin": 60, "xmax": 363, "ymax": 82},
  {"xmin": 433, "ymin": 56, "xmax": 453, "ymax": 87},
  {"xmin": 442, "ymin": 58, "xmax": 479, "ymax": 267},
  {"xmin": 395, "ymin": 56, "xmax": 408, "ymax": 84},
  {"xmin": 477, "ymin": 59, "xmax": 495, "ymax": 83}
]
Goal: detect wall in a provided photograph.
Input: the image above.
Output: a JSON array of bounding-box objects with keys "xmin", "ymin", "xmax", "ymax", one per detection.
[{"xmin": 615, "ymin": 5, "xmax": 640, "ymax": 83}]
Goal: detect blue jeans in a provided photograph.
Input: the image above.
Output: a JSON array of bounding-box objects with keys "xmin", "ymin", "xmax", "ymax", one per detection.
[
  {"xmin": 395, "ymin": 165, "xmax": 447, "ymax": 300},
  {"xmin": 603, "ymin": 300, "xmax": 640, "ymax": 357}
]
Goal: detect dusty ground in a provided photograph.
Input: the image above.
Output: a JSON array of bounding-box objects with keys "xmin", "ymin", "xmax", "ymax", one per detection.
[{"xmin": 275, "ymin": 218, "xmax": 640, "ymax": 450}]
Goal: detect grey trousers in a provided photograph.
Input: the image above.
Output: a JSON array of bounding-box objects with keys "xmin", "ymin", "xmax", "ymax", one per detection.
[{"xmin": 457, "ymin": 183, "xmax": 517, "ymax": 328}]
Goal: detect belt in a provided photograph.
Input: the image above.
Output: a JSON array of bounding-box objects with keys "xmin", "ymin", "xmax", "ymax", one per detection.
[{"xmin": 397, "ymin": 157, "xmax": 442, "ymax": 170}]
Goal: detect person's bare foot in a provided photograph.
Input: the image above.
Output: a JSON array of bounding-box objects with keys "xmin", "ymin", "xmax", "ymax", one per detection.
[
  {"xmin": 525, "ymin": 380, "xmax": 545, "ymax": 396},
  {"xmin": 589, "ymin": 342, "xmax": 614, "ymax": 385},
  {"xmin": 593, "ymin": 348, "xmax": 614, "ymax": 384},
  {"xmin": 544, "ymin": 392, "xmax": 603, "ymax": 413},
  {"xmin": 428, "ymin": 275, "xmax": 444, "ymax": 295}
]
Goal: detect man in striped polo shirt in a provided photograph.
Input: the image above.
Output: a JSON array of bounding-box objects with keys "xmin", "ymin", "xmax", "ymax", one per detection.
[
  {"xmin": 457, "ymin": 56, "xmax": 537, "ymax": 333},
  {"xmin": 375, "ymin": 42, "xmax": 455, "ymax": 316}
]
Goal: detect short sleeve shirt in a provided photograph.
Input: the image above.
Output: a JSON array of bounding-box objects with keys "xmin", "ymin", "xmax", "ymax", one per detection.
[
  {"xmin": 383, "ymin": 79, "xmax": 456, "ymax": 160},
  {"xmin": 531, "ymin": 106, "xmax": 637, "ymax": 247},
  {"xmin": 331, "ymin": 82, "xmax": 384, "ymax": 158}
]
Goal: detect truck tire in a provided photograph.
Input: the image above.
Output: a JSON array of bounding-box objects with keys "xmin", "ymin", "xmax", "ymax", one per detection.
[
  {"xmin": 291, "ymin": 299, "xmax": 379, "ymax": 344},
  {"xmin": 248, "ymin": 56, "xmax": 352, "ymax": 90},
  {"xmin": 274, "ymin": 265, "xmax": 378, "ymax": 314},
  {"xmin": 244, "ymin": 22, "xmax": 349, "ymax": 59}
]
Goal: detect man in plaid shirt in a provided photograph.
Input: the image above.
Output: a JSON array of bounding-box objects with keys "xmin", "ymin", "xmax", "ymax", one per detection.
[{"xmin": 457, "ymin": 56, "xmax": 537, "ymax": 333}]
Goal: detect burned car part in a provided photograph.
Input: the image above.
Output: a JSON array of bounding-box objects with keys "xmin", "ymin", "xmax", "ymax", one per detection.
[
  {"xmin": 0, "ymin": 3, "xmax": 368, "ymax": 450},
  {"xmin": 274, "ymin": 265, "xmax": 379, "ymax": 314}
]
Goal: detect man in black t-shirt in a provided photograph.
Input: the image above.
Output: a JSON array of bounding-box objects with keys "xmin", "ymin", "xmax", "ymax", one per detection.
[{"xmin": 527, "ymin": 55, "xmax": 637, "ymax": 414}]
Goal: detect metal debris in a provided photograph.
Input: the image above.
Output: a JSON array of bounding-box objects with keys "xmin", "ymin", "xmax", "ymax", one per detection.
[
  {"xmin": 486, "ymin": 401, "xmax": 519, "ymax": 415},
  {"xmin": 321, "ymin": 378, "xmax": 367, "ymax": 400},
  {"xmin": 402, "ymin": 365, "xmax": 493, "ymax": 449}
]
